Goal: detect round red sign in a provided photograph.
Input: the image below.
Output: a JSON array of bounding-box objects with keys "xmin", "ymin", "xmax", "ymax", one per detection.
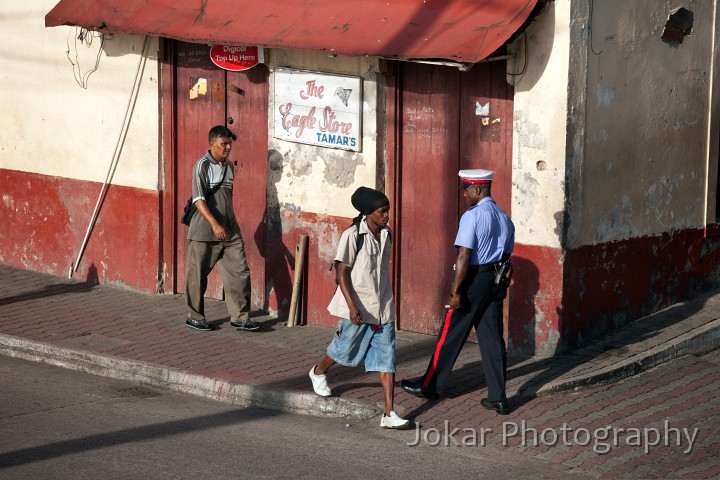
[{"xmin": 209, "ymin": 45, "xmax": 263, "ymax": 71}]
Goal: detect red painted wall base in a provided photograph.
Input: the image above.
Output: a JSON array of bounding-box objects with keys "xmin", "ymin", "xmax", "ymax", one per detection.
[
  {"xmin": 5, "ymin": 170, "xmax": 720, "ymax": 356},
  {"xmin": 264, "ymin": 210, "xmax": 348, "ymax": 328},
  {"xmin": 0, "ymin": 169, "xmax": 161, "ymax": 292},
  {"xmin": 562, "ymin": 229, "xmax": 720, "ymax": 351}
]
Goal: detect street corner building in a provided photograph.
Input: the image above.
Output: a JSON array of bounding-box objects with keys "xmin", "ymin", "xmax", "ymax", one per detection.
[{"xmin": 3, "ymin": 0, "xmax": 720, "ymax": 357}]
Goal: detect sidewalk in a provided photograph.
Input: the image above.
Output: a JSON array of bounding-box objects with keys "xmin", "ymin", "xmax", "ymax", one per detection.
[{"xmin": 1, "ymin": 263, "xmax": 720, "ymax": 420}]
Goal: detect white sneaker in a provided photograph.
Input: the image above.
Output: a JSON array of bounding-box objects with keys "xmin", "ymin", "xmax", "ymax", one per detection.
[
  {"xmin": 309, "ymin": 365, "xmax": 331, "ymax": 397},
  {"xmin": 380, "ymin": 411, "xmax": 410, "ymax": 430}
]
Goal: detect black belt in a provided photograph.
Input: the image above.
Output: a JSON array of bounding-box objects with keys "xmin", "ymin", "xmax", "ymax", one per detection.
[{"xmin": 471, "ymin": 262, "xmax": 502, "ymax": 272}]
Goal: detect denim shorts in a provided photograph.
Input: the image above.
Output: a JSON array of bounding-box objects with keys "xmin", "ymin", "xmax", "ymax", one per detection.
[{"xmin": 326, "ymin": 319, "xmax": 396, "ymax": 373}]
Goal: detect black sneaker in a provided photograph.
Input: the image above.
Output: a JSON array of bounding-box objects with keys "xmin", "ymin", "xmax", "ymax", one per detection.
[
  {"xmin": 186, "ymin": 318, "xmax": 214, "ymax": 331},
  {"xmin": 230, "ymin": 319, "xmax": 261, "ymax": 331}
]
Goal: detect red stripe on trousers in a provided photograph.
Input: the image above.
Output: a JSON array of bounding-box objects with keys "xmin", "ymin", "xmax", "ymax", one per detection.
[{"xmin": 422, "ymin": 308, "xmax": 453, "ymax": 389}]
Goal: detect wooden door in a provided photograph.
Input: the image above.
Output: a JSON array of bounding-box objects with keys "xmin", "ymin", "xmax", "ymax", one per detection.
[
  {"xmin": 170, "ymin": 41, "xmax": 268, "ymax": 310},
  {"xmin": 458, "ymin": 61, "xmax": 513, "ymax": 212},
  {"xmin": 396, "ymin": 61, "xmax": 513, "ymax": 335},
  {"xmin": 397, "ymin": 63, "xmax": 461, "ymax": 334},
  {"xmin": 226, "ymin": 66, "xmax": 269, "ymax": 308},
  {"xmin": 173, "ymin": 42, "xmax": 226, "ymax": 299}
]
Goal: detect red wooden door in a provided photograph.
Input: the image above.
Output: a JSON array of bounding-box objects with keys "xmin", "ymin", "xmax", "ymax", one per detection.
[
  {"xmin": 174, "ymin": 42, "xmax": 226, "ymax": 299},
  {"xmin": 397, "ymin": 63, "xmax": 461, "ymax": 334},
  {"xmin": 458, "ymin": 61, "xmax": 513, "ymax": 213},
  {"xmin": 397, "ymin": 61, "xmax": 513, "ymax": 335},
  {"xmin": 226, "ymin": 66, "xmax": 269, "ymax": 308},
  {"xmin": 171, "ymin": 41, "xmax": 268, "ymax": 310}
]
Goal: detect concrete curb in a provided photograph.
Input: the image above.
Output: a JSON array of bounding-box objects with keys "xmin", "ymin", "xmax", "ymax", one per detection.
[
  {"xmin": 537, "ymin": 317, "xmax": 720, "ymax": 395},
  {"xmin": 0, "ymin": 333, "xmax": 381, "ymax": 419}
]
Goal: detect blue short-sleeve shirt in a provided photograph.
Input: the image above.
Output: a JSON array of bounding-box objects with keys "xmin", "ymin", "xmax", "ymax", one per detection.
[{"xmin": 454, "ymin": 197, "xmax": 515, "ymax": 265}]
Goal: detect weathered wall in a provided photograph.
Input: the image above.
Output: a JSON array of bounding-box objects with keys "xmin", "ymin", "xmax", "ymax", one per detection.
[
  {"xmin": 563, "ymin": 229, "xmax": 720, "ymax": 347},
  {"xmin": 0, "ymin": 169, "xmax": 161, "ymax": 290},
  {"xmin": 263, "ymin": 50, "xmax": 385, "ymax": 323},
  {"xmin": 569, "ymin": 0, "xmax": 717, "ymax": 245},
  {"xmin": 559, "ymin": 0, "xmax": 720, "ymax": 350},
  {"xmin": 0, "ymin": 3, "xmax": 160, "ymax": 189},
  {"xmin": 512, "ymin": 0, "xmax": 570, "ymax": 251},
  {"xmin": 266, "ymin": 50, "xmax": 383, "ymax": 218},
  {"xmin": 508, "ymin": 0, "xmax": 720, "ymax": 354},
  {"xmin": 0, "ymin": 2, "xmax": 161, "ymax": 289},
  {"xmin": 509, "ymin": 1, "xmax": 571, "ymax": 355}
]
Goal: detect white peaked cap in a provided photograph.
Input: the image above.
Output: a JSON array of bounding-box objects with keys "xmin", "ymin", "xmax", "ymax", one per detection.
[{"xmin": 458, "ymin": 169, "xmax": 494, "ymax": 187}]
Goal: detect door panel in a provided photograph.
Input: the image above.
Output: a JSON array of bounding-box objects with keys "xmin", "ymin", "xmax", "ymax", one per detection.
[
  {"xmin": 398, "ymin": 64, "xmax": 461, "ymax": 334},
  {"xmin": 226, "ymin": 66, "xmax": 269, "ymax": 308},
  {"xmin": 172, "ymin": 41, "xmax": 268, "ymax": 309},
  {"xmin": 459, "ymin": 61, "xmax": 513, "ymax": 213},
  {"xmin": 397, "ymin": 61, "xmax": 513, "ymax": 335},
  {"xmin": 175, "ymin": 42, "xmax": 227, "ymax": 299}
]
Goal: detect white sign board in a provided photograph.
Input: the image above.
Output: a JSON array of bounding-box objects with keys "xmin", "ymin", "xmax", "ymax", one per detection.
[{"xmin": 273, "ymin": 68, "xmax": 362, "ymax": 152}]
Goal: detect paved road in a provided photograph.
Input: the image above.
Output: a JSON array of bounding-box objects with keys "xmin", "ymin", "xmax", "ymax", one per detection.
[
  {"xmin": 0, "ymin": 356, "xmax": 590, "ymax": 480},
  {"xmin": 3, "ymin": 350, "xmax": 720, "ymax": 479}
]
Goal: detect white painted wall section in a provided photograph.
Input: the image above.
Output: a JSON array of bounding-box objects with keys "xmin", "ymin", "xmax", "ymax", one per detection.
[
  {"xmin": 511, "ymin": 0, "xmax": 571, "ymax": 249},
  {"xmin": 0, "ymin": 1, "xmax": 160, "ymax": 191}
]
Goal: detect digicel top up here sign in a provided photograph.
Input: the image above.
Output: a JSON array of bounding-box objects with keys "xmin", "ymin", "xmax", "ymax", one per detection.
[{"xmin": 209, "ymin": 45, "xmax": 264, "ymax": 71}]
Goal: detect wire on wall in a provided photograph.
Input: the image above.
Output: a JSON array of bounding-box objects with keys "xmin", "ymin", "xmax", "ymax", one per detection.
[
  {"xmin": 65, "ymin": 27, "xmax": 113, "ymax": 88},
  {"xmin": 507, "ymin": 33, "xmax": 529, "ymax": 85},
  {"xmin": 589, "ymin": 0, "xmax": 603, "ymax": 55}
]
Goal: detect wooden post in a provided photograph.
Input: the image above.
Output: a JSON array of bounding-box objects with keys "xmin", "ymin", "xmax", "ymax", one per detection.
[{"xmin": 287, "ymin": 235, "xmax": 308, "ymax": 327}]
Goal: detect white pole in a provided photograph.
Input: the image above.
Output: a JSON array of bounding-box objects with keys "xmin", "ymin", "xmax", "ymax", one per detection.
[{"xmin": 71, "ymin": 36, "xmax": 149, "ymax": 276}]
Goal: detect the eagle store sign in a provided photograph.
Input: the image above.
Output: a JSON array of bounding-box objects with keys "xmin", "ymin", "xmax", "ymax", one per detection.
[{"xmin": 273, "ymin": 68, "xmax": 361, "ymax": 152}]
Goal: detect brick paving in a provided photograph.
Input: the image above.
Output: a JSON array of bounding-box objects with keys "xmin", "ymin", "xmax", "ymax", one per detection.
[{"xmin": 2, "ymin": 264, "xmax": 720, "ymax": 478}]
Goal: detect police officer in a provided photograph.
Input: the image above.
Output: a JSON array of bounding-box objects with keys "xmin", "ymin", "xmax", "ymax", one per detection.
[{"xmin": 400, "ymin": 169, "xmax": 515, "ymax": 414}]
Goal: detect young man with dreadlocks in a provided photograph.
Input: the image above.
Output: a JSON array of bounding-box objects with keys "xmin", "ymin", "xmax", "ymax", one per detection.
[{"xmin": 309, "ymin": 186, "xmax": 409, "ymax": 430}]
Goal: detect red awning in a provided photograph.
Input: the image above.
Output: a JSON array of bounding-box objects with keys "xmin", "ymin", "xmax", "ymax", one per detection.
[{"xmin": 45, "ymin": 0, "xmax": 539, "ymax": 64}]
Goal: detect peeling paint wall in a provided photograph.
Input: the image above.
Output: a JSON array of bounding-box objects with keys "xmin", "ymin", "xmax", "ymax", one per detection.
[
  {"xmin": 262, "ymin": 50, "xmax": 385, "ymax": 322},
  {"xmin": 508, "ymin": 1, "xmax": 572, "ymax": 354},
  {"xmin": 567, "ymin": 0, "xmax": 716, "ymax": 247},
  {"xmin": 547, "ymin": 0, "xmax": 720, "ymax": 351},
  {"xmin": 0, "ymin": 168, "xmax": 160, "ymax": 290},
  {"xmin": 512, "ymin": 0, "xmax": 719, "ymax": 249},
  {"xmin": 266, "ymin": 49, "xmax": 383, "ymax": 218},
  {"xmin": 511, "ymin": 1, "xmax": 571, "ymax": 250},
  {"xmin": 508, "ymin": 0, "xmax": 720, "ymax": 353}
]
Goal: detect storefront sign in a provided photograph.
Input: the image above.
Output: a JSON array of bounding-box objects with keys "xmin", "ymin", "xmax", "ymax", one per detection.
[
  {"xmin": 273, "ymin": 68, "xmax": 362, "ymax": 152},
  {"xmin": 209, "ymin": 45, "xmax": 264, "ymax": 71}
]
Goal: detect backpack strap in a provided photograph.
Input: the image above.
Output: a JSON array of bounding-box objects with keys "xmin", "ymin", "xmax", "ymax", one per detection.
[
  {"xmin": 354, "ymin": 226, "xmax": 365, "ymax": 259},
  {"xmin": 330, "ymin": 224, "xmax": 365, "ymax": 281},
  {"xmin": 205, "ymin": 163, "xmax": 228, "ymax": 198}
]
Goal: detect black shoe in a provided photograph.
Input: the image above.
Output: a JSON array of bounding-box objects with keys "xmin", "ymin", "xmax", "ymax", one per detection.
[
  {"xmin": 480, "ymin": 398, "xmax": 510, "ymax": 415},
  {"xmin": 400, "ymin": 379, "xmax": 439, "ymax": 400},
  {"xmin": 230, "ymin": 319, "xmax": 261, "ymax": 331},
  {"xmin": 186, "ymin": 318, "xmax": 213, "ymax": 331}
]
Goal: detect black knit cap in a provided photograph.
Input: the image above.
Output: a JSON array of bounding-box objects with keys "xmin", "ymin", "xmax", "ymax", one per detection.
[{"xmin": 351, "ymin": 187, "xmax": 390, "ymax": 215}]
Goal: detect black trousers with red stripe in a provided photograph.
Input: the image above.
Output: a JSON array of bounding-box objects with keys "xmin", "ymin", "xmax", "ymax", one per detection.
[{"xmin": 420, "ymin": 266, "xmax": 508, "ymax": 402}]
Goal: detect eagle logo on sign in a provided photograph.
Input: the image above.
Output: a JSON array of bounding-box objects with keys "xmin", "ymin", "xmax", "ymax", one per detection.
[{"xmin": 335, "ymin": 87, "xmax": 352, "ymax": 107}]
